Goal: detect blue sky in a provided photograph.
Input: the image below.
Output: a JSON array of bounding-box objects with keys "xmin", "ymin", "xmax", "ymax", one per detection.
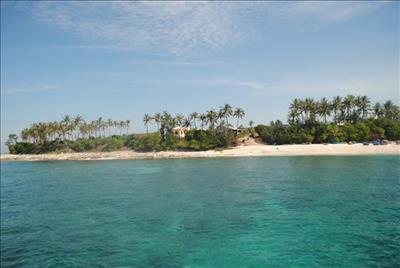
[{"xmin": 1, "ymin": 1, "xmax": 399, "ymax": 151}]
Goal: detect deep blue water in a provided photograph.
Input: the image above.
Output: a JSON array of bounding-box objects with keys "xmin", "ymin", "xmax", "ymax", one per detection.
[{"xmin": 1, "ymin": 156, "xmax": 399, "ymax": 267}]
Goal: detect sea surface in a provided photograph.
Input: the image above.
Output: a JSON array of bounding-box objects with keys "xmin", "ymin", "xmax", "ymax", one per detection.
[{"xmin": 1, "ymin": 156, "xmax": 399, "ymax": 267}]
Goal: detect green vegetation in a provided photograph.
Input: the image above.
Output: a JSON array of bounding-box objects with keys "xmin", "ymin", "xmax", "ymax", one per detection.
[
  {"xmin": 7, "ymin": 104, "xmax": 245, "ymax": 154},
  {"xmin": 5, "ymin": 96, "xmax": 400, "ymax": 154},
  {"xmin": 255, "ymin": 96, "xmax": 400, "ymax": 144}
]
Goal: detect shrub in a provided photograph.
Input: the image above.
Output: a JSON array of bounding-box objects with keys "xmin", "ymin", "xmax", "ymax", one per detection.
[
  {"xmin": 126, "ymin": 133, "xmax": 161, "ymax": 152},
  {"xmin": 372, "ymin": 117, "xmax": 400, "ymax": 140}
]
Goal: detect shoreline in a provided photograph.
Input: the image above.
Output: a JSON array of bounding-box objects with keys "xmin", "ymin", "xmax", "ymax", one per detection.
[{"xmin": 1, "ymin": 144, "xmax": 399, "ymax": 161}]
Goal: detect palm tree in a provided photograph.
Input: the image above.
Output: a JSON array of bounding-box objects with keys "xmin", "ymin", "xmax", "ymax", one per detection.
[
  {"xmin": 219, "ymin": 103, "xmax": 233, "ymax": 125},
  {"xmin": 96, "ymin": 117, "xmax": 104, "ymax": 137},
  {"xmin": 358, "ymin": 96, "xmax": 371, "ymax": 119},
  {"xmin": 343, "ymin": 95, "xmax": 355, "ymax": 122},
  {"xmin": 107, "ymin": 119, "xmax": 113, "ymax": 136},
  {"xmin": 61, "ymin": 115, "xmax": 71, "ymax": 140},
  {"xmin": 318, "ymin": 97, "xmax": 330, "ymax": 123},
  {"xmin": 200, "ymin": 114, "xmax": 207, "ymax": 130},
  {"xmin": 183, "ymin": 117, "xmax": 191, "ymax": 128},
  {"xmin": 331, "ymin": 96, "xmax": 342, "ymax": 123},
  {"xmin": 112, "ymin": 120, "xmax": 118, "ymax": 136},
  {"xmin": 289, "ymin": 98, "xmax": 302, "ymax": 124},
  {"xmin": 73, "ymin": 115, "xmax": 83, "ymax": 139},
  {"xmin": 288, "ymin": 109, "xmax": 297, "ymax": 124},
  {"xmin": 79, "ymin": 122, "xmax": 88, "ymax": 138},
  {"xmin": 190, "ymin": 112, "xmax": 198, "ymax": 128},
  {"xmin": 304, "ymin": 98, "xmax": 317, "ymax": 123},
  {"xmin": 206, "ymin": 110, "xmax": 218, "ymax": 129},
  {"xmin": 383, "ymin": 100, "xmax": 399, "ymax": 120},
  {"xmin": 125, "ymin": 120, "xmax": 130, "ymax": 135},
  {"xmin": 175, "ymin": 114, "xmax": 185, "ymax": 127},
  {"xmin": 119, "ymin": 120, "xmax": 125, "ymax": 135},
  {"xmin": 233, "ymin": 107, "xmax": 245, "ymax": 127},
  {"xmin": 161, "ymin": 111, "xmax": 173, "ymax": 131},
  {"xmin": 21, "ymin": 128, "xmax": 29, "ymax": 142},
  {"xmin": 143, "ymin": 114, "xmax": 152, "ymax": 134},
  {"xmin": 153, "ymin": 113, "xmax": 162, "ymax": 131},
  {"xmin": 373, "ymin": 102, "xmax": 383, "ymax": 117}
]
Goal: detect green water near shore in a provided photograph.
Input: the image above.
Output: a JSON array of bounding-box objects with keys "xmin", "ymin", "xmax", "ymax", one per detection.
[{"xmin": 1, "ymin": 156, "xmax": 399, "ymax": 267}]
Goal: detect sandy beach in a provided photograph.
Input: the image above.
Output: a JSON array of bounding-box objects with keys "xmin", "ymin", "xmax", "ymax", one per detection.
[{"xmin": 1, "ymin": 143, "xmax": 399, "ymax": 161}]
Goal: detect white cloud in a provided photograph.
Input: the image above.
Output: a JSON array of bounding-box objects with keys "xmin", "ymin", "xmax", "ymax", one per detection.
[
  {"xmin": 22, "ymin": 1, "xmax": 387, "ymax": 54},
  {"xmin": 1, "ymin": 85, "xmax": 62, "ymax": 94}
]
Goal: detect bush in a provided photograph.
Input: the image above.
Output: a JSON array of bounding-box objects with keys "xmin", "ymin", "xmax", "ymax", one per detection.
[
  {"xmin": 184, "ymin": 129, "xmax": 234, "ymax": 150},
  {"xmin": 255, "ymin": 125, "xmax": 273, "ymax": 144},
  {"xmin": 371, "ymin": 117, "xmax": 400, "ymax": 140},
  {"xmin": 337, "ymin": 123, "xmax": 368, "ymax": 142},
  {"xmin": 8, "ymin": 142, "xmax": 39, "ymax": 154},
  {"xmin": 126, "ymin": 133, "xmax": 161, "ymax": 152}
]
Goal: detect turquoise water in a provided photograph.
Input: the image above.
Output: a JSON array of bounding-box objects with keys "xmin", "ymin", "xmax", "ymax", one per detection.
[{"xmin": 1, "ymin": 156, "xmax": 399, "ymax": 267}]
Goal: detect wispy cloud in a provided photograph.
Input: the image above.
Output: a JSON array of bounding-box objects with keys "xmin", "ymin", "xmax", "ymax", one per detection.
[
  {"xmin": 1, "ymin": 85, "xmax": 62, "ymax": 94},
  {"xmin": 125, "ymin": 60, "xmax": 249, "ymax": 67},
  {"xmin": 22, "ymin": 1, "xmax": 387, "ymax": 54}
]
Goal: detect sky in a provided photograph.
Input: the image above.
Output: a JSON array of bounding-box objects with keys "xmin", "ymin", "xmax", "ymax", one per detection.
[{"xmin": 1, "ymin": 1, "xmax": 399, "ymax": 152}]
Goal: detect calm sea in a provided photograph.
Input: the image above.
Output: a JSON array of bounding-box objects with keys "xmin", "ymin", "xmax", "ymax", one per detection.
[{"xmin": 1, "ymin": 156, "xmax": 399, "ymax": 267}]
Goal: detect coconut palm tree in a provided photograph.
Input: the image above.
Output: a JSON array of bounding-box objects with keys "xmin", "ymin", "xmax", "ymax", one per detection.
[
  {"xmin": 233, "ymin": 107, "xmax": 245, "ymax": 127},
  {"xmin": 190, "ymin": 112, "xmax": 198, "ymax": 128},
  {"xmin": 61, "ymin": 115, "xmax": 71, "ymax": 140},
  {"xmin": 200, "ymin": 114, "xmax": 207, "ymax": 130},
  {"xmin": 96, "ymin": 117, "xmax": 104, "ymax": 137},
  {"xmin": 125, "ymin": 120, "xmax": 130, "ymax": 135},
  {"xmin": 21, "ymin": 128, "xmax": 29, "ymax": 142},
  {"xmin": 79, "ymin": 122, "xmax": 88, "ymax": 138},
  {"xmin": 358, "ymin": 96, "xmax": 371, "ymax": 119},
  {"xmin": 219, "ymin": 103, "xmax": 233, "ymax": 125},
  {"xmin": 331, "ymin": 96, "xmax": 342, "ymax": 123},
  {"xmin": 143, "ymin": 114, "xmax": 152, "ymax": 134},
  {"xmin": 153, "ymin": 113, "xmax": 162, "ymax": 131},
  {"xmin": 118, "ymin": 120, "xmax": 125, "ymax": 135},
  {"xmin": 289, "ymin": 98, "xmax": 302, "ymax": 123},
  {"xmin": 304, "ymin": 98, "xmax": 317, "ymax": 123},
  {"xmin": 73, "ymin": 115, "xmax": 83, "ymax": 139},
  {"xmin": 206, "ymin": 110, "xmax": 218, "ymax": 129},
  {"xmin": 183, "ymin": 117, "xmax": 191, "ymax": 128},
  {"xmin": 318, "ymin": 98, "xmax": 331, "ymax": 123},
  {"xmin": 383, "ymin": 100, "xmax": 399, "ymax": 120},
  {"xmin": 342, "ymin": 95, "xmax": 355, "ymax": 122},
  {"xmin": 175, "ymin": 114, "xmax": 185, "ymax": 127},
  {"xmin": 288, "ymin": 109, "xmax": 298, "ymax": 125}
]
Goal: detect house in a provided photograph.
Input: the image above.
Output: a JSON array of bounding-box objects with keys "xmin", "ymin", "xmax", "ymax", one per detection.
[
  {"xmin": 216, "ymin": 124, "xmax": 246, "ymax": 134},
  {"xmin": 172, "ymin": 127, "xmax": 191, "ymax": 138}
]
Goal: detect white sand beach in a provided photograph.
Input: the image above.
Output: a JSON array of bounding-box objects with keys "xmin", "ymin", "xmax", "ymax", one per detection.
[{"xmin": 1, "ymin": 143, "xmax": 399, "ymax": 161}]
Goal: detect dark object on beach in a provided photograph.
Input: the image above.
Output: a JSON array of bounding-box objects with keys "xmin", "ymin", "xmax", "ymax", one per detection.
[
  {"xmin": 382, "ymin": 140, "xmax": 389, "ymax": 145},
  {"xmin": 363, "ymin": 142, "xmax": 370, "ymax": 146},
  {"xmin": 372, "ymin": 140, "xmax": 382, "ymax": 146}
]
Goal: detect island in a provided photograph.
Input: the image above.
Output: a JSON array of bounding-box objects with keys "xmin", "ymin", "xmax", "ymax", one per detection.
[{"xmin": 3, "ymin": 95, "xmax": 400, "ymax": 160}]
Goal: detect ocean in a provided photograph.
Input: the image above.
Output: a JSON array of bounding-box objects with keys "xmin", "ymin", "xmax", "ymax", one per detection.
[{"xmin": 1, "ymin": 156, "xmax": 399, "ymax": 267}]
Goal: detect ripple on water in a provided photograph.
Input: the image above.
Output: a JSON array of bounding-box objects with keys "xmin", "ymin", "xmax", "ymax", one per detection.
[{"xmin": 1, "ymin": 156, "xmax": 399, "ymax": 267}]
